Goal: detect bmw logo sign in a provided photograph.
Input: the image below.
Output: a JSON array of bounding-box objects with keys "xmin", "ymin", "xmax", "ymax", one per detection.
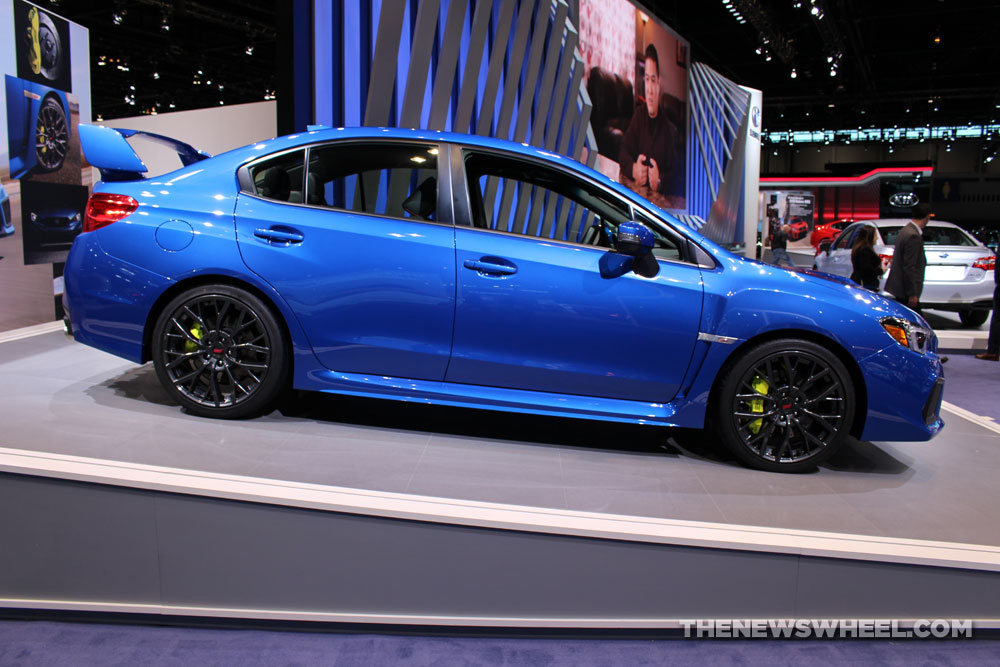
[
  {"xmin": 751, "ymin": 106, "xmax": 760, "ymax": 129},
  {"xmin": 889, "ymin": 192, "xmax": 919, "ymax": 207}
]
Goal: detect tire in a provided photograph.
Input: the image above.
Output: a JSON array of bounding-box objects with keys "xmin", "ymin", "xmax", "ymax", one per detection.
[
  {"xmin": 714, "ymin": 338, "xmax": 856, "ymax": 473},
  {"xmin": 958, "ymin": 309, "xmax": 989, "ymax": 328},
  {"xmin": 151, "ymin": 285, "xmax": 289, "ymax": 419},
  {"xmin": 35, "ymin": 96, "xmax": 69, "ymax": 172}
]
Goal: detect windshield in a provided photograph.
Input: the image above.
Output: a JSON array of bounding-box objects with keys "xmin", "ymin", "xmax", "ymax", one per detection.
[{"xmin": 879, "ymin": 225, "xmax": 978, "ymax": 247}]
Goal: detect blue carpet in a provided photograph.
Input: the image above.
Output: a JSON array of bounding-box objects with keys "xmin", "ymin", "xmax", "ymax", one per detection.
[
  {"xmin": 0, "ymin": 620, "xmax": 999, "ymax": 666},
  {"xmin": 942, "ymin": 352, "xmax": 1000, "ymax": 423}
]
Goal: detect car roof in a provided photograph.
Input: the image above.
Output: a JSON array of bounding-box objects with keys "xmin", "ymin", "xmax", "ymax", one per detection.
[
  {"xmin": 212, "ymin": 125, "xmax": 715, "ymax": 248},
  {"xmin": 868, "ymin": 218, "xmax": 962, "ymax": 229}
]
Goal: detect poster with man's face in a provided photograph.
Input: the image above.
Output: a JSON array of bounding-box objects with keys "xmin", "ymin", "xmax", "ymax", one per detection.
[
  {"xmin": 13, "ymin": 0, "xmax": 72, "ymax": 94},
  {"xmin": 579, "ymin": 0, "xmax": 688, "ymax": 210}
]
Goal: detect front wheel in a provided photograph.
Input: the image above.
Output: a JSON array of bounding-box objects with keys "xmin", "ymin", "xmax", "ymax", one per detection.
[
  {"xmin": 714, "ymin": 339, "xmax": 856, "ymax": 473},
  {"xmin": 152, "ymin": 285, "xmax": 289, "ymax": 419},
  {"xmin": 958, "ymin": 309, "xmax": 989, "ymax": 328}
]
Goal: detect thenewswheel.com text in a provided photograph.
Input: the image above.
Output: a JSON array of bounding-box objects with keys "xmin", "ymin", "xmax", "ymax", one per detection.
[{"xmin": 680, "ymin": 619, "xmax": 973, "ymax": 639}]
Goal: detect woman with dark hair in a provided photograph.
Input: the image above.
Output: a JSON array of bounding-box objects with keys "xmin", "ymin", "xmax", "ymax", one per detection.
[{"xmin": 850, "ymin": 225, "xmax": 883, "ymax": 290}]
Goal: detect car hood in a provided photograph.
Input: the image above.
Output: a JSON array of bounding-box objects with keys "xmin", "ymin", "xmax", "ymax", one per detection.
[{"xmin": 738, "ymin": 255, "xmax": 929, "ymax": 327}]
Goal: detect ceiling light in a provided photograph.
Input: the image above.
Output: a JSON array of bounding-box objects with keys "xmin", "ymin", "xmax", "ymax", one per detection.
[
  {"xmin": 245, "ymin": 45, "xmax": 254, "ymax": 56},
  {"xmin": 790, "ymin": 68, "xmax": 797, "ymax": 78}
]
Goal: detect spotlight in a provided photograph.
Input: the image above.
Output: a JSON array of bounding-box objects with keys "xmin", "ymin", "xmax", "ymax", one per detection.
[
  {"xmin": 113, "ymin": 12, "xmax": 123, "ymax": 25},
  {"xmin": 790, "ymin": 68, "xmax": 797, "ymax": 79},
  {"xmin": 152, "ymin": 72, "xmax": 159, "ymax": 80},
  {"xmin": 245, "ymin": 45, "xmax": 254, "ymax": 56}
]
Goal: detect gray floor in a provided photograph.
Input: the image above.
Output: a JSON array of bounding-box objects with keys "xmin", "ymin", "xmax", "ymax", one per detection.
[{"xmin": 2, "ymin": 331, "xmax": 999, "ymax": 547}]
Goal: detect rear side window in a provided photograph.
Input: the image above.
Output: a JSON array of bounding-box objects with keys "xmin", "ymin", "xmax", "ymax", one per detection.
[
  {"xmin": 306, "ymin": 143, "xmax": 439, "ymax": 220},
  {"xmin": 249, "ymin": 150, "xmax": 306, "ymax": 203},
  {"xmin": 832, "ymin": 224, "xmax": 859, "ymax": 250}
]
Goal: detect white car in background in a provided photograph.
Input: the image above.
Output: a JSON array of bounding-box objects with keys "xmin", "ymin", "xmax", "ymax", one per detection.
[{"xmin": 814, "ymin": 218, "xmax": 996, "ymax": 327}]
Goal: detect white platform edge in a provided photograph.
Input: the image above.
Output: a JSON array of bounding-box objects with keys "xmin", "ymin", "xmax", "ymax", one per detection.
[
  {"xmin": 1, "ymin": 598, "xmax": 999, "ymax": 629},
  {"xmin": 0, "ymin": 320, "xmax": 63, "ymax": 344},
  {"xmin": 2, "ymin": 445, "xmax": 1000, "ymax": 574}
]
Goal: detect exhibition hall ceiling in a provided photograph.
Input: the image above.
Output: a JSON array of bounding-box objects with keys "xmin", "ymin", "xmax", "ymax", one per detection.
[
  {"xmin": 31, "ymin": 0, "xmax": 1000, "ymax": 133},
  {"xmin": 657, "ymin": 0, "xmax": 1000, "ymax": 132}
]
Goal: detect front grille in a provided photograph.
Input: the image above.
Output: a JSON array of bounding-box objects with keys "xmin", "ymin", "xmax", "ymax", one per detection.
[
  {"xmin": 1, "ymin": 198, "xmax": 10, "ymax": 226},
  {"xmin": 923, "ymin": 378, "xmax": 945, "ymax": 425}
]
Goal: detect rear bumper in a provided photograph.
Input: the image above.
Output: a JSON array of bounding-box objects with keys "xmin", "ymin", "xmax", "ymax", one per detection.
[{"xmin": 64, "ymin": 233, "xmax": 173, "ymax": 364}]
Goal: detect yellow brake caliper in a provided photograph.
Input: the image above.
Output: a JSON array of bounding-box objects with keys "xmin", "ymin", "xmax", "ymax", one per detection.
[
  {"xmin": 185, "ymin": 323, "xmax": 204, "ymax": 354},
  {"xmin": 748, "ymin": 376, "xmax": 770, "ymax": 434}
]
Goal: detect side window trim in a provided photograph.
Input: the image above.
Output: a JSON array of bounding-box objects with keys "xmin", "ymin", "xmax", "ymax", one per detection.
[
  {"xmin": 239, "ymin": 139, "xmax": 452, "ymax": 226},
  {"xmin": 455, "ymin": 146, "xmax": 698, "ymax": 266}
]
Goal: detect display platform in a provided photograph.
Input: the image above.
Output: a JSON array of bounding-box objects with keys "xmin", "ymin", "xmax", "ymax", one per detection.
[{"xmin": 2, "ymin": 327, "xmax": 1000, "ymax": 626}]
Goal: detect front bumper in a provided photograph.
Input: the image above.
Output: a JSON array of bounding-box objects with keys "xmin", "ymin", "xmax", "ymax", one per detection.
[{"xmin": 859, "ymin": 343, "xmax": 945, "ymax": 442}]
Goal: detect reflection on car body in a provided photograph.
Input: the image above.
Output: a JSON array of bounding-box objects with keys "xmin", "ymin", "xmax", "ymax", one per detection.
[{"xmin": 64, "ymin": 125, "xmax": 946, "ymax": 473}]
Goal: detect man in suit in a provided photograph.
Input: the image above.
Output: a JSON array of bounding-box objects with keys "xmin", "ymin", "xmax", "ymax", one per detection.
[{"xmin": 885, "ymin": 203, "xmax": 931, "ymax": 311}]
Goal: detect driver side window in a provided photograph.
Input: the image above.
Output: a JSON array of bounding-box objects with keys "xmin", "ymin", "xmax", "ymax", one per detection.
[{"xmin": 462, "ymin": 150, "xmax": 630, "ymax": 246}]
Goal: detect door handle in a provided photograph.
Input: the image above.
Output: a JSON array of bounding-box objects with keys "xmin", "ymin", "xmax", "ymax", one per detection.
[
  {"xmin": 254, "ymin": 227, "xmax": 304, "ymax": 244},
  {"xmin": 463, "ymin": 258, "xmax": 517, "ymax": 276}
]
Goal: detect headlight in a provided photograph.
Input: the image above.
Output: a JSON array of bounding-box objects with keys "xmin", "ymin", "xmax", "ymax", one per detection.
[
  {"xmin": 880, "ymin": 316, "xmax": 931, "ymax": 354},
  {"xmin": 71, "ymin": 212, "xmax": 81, "ymax": 222}
]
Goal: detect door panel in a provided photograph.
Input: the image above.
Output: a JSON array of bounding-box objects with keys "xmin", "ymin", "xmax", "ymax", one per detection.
[
  {"xmin": 236, "ymin": 195, "xmax": 455, "ymax": 380},
  {"xmin": 448, "ymin": 228, "xmax": 704, "ymax": 402}
]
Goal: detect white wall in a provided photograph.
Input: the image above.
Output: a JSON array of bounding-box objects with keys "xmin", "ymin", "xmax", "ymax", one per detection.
[{"xmin": 102, "ymin": 101, "xmax": 277, "ymax": 177}]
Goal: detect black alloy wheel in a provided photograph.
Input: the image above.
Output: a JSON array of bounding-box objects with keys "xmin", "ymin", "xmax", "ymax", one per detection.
[
  {"xmin": 35, "ymin": 96, "xmax": 68, "ymax": 172},
  {"xmin": 958, "ymin": 309, "xmax": 989, "ymax": 328},
  {"xmin": 152, "ymin": 285, "xmax": 289, "ymax": 419},
  {"xmin": 715, "ymin": 339, "xmax": 855, "ymax": 472}
]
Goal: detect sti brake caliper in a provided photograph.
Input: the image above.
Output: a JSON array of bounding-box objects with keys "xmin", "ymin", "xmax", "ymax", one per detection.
[
  {"xmin": 185, "ymin": 323, "xmax": 204, "ymax": 354},
  {"xmin": 748, "ymin": 376, "xmax": 770, "ymax": 434}
]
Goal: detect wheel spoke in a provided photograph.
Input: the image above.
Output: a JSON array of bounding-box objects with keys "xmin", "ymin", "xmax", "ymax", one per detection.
[
  {"xmin": 173, "ymin": 362, "xmax": 208, "ymax": 386},
  {"xmin": 170, "ymin": 317, "xmax": 201, "ymax": 344},
  {"xmin": 734, "ymin": 409, "xmax": 777, "ymax": 418},
  {"xmin": 166, "ymin": 351, "xmax": 201, "ymax": 369},
  {"xmin": 183, "ymin": 305, "xmax": 209, "ymax": 331},
  {"xmin": 210, "ymin": 371, "xmax": 222, "ymax": 408},
  {"xmin": 801, "ymin": 408, "xmax": 840, "ymax": 434},
  {"xmin": 224, "ymin": 366, "xmax": 249, "ymax": 397}
]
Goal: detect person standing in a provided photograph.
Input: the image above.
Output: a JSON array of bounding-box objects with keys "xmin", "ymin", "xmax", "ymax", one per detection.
[
  {"xmin": 618, "ymin": 44, "xmax": 682, "ymax": 197},
  {"xmin": 885, "ymin": 203, "xmax": 931, "ymax": 311},
  {"xmin": 770, "ymin": 223, "xmax": 793, "ymax": 267},
  {"xmin": 975, "ymin": 263, "xmax": 999, "ymax": 361},
  {"xmin": 850, "ymin": 225, "xmax": 883, "ymax": 290}
]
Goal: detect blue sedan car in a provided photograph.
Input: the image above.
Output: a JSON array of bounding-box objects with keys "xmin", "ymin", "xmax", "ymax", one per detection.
[{"xmin": 64, "ymin": 125, "xmax": 945, "ymax": 472}]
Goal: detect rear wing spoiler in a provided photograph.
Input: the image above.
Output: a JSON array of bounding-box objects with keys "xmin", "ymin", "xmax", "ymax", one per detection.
[{"xmin": 78, "ymin": 123, "xmax": 212, "ymax": 182}]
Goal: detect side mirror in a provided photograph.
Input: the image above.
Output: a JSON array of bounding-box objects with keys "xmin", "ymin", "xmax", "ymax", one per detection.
[
  {"xmin": 616, "ymin": 221, "xmax": 655, "ymax": 257},
  {"xmin": 615, "ymin": 221, "xmax": 659, "ymax": 278},
  {"xmin": 819, "ymin": 240, "xmax": 832, "ymax": 256}
]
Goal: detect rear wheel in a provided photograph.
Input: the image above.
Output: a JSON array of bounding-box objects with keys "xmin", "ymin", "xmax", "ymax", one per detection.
[
  {"xmin": 152, "ymin": 285, "xmax": 288, "ymax": 419},
  {"xmin": 714, "ymin": 338, "xmax": 856, "ymax": 473},
  {"xmin": 958, "ymin": 309, "xmax": 989, "ymax": 328}
]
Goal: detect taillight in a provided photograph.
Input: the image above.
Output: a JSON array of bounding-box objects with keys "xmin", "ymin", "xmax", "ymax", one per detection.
[
  {"xmin": 973, "ymin": 255, "xmax": 996, "ymax": 271},
  {"xmin": 878, "ymin": 254, "xmax": 893, "ymax": 272},
  {"xmin": 83, "ymin": 193, "xmax": 138, "ymax": 233}
]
